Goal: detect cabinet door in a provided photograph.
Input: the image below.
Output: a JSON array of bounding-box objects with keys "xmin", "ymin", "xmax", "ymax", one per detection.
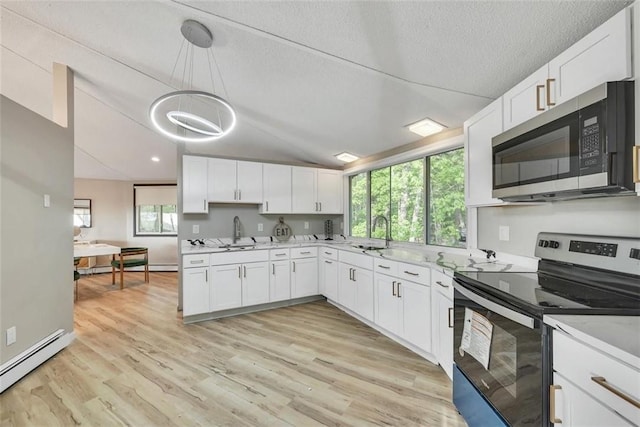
[
  {"xmin": 182, "ymin": 267, "xmax": 210, "ymax": 316},
  {"xmin": 338, "ymin": 263, "xmax": 356, "ymax": 311},
  {"xmin": 270, "ymin": 260, "xmax": 291, "ymax": 302},
  {"xmin": 399, "ymin": 281, "xmax": 431, "ymax": 353},
  {"xmin": 242, "ymin": 262, "xmax": 270, "ymax": 306},
  {"xmin": 464, "ymin": 98, "xmax": 504, "ymax": 207},
  {"xmin": 316, "ymin": 169, "xmax": 343, "ymax": 214},
  {"xmin": 207, "ymin": 158, "xmax": 237, "ymax": 202},
  {"xmin": 182, "ymin": 155, "xmax": 208, "ymax": 213},
  {"xmin": 262, "ymin": 164, "xmax": 292, "ymax": 213},
  {"xmin": 502, "ymin": 64, "xmax": 549, "ymax": 130},
  {"xmin": 236, "ymin": 161, "xmax": 263, "ymax": 203},
  {"xmin": 353, "ymin": 268, "xmax": 374, "ymax": 322},
  {"xmin": 210, "ymin": 264, "xmax": 242, "ymax": 311},
  {"xmin": 551, "ymin": 372, "xmax": 633, "ymax": 427},
  {"xmin": 549, "ymin": 8, "xmax": 631, "ymax": 107},
  {"xmin": 435, "ymin": 291, "xmax": 453, "ymax": 380},
  {"xmin": 375, "ymin": 274, "xmax": 401, "ymax": 335},
  {"xmin": 291, "ymin": 258, "xmax": 318, "ymax": 298},
  {"xmin": 291, "ymin": 167, "xmax": 317, "ymax": 213},
  {"xmin": 321, "ymin": 258, "xmax": 339, "ymax": 301}
]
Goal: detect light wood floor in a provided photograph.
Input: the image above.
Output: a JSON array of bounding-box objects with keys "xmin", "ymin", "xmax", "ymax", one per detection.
[{"xmin": 1, "ymin": 272, "xmax": 466, "ymax": 426}]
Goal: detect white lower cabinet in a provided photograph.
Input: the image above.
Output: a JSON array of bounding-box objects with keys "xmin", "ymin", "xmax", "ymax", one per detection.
[
  {"xmin": 375, "ymin": 273, "xmax": 401, "ymax": 335},
  {"xmin": 241, "ymin": 262, "xmax": 270, "ymax": 306},
  {"xmin": 339, "ymin": 263, "xmax": 357, "ymax": 309},
  {"xmin": 183, "ymin": 266, "xmax": 210, "ymax": 316},
  {"xmin": 210, "ymin": 264, "xmax": 243, "ymax": 311},
  {"xmin": 291, "ymin": 257, "xmax": 318, "ymax": 298},
  {"xmin": 270, "ymin": 260, "xmax": 290, "ymax": 302},
  {"xmin": 339, "ymin": 259, "xmax": 374, "ymax": 322},
  {"xmin": 399, "ymin": 280, "xmax": 431, "ymax": 353},
  {"xmin": 320, "ymin": 257, "xmax": 338, "ymax": 301},
  {"xmin": 551, "ymin": 372, "xmax": 633, "ymax": 426},
  {"xmin": 433, "ymin": 288, "xmax": 453, "ymax": 379}
]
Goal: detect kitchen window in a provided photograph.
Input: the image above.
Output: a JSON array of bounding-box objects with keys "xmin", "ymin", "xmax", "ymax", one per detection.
[
  {"xmin": 134, "ymin": 184, "xmax": 178, "ymax": 236},
  {"xmin": 349, "ymin": 148, "xmax": 466, "ymax": 248}
]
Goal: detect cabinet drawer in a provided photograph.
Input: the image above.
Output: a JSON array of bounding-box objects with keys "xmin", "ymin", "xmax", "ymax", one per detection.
[
  {"xmin": 553, "ymin": 331, "xmax": 640, "ymax": 424},
  {"xmin": 374, "ymin": 259, "xmax": 398, "ymax": 276},
  {"xmin": 339, "ymin": 250, "xmax": 373, "ymax": 270},
  {"xmin": 183, "ymin": 253, "xmax": 210, "ymax": 268},
  {"xmin": 432, "ymin": 268, "xmax": 454, "ymax": 299},
  {"xmin": 320, "ymin": 247, "xmax": 338, "ymax": 261},
  {"xmin": 397, "ymin": 262, "xmax": 430, "ymax": 285},
  {"xmin": 211, "ymin": 250, "xmax": 269, "ymax": 265},
  {"xmin": 291, "ymin": 247, "xmax": 318, "ymax": 259},
  {"xmin": 269, "ymin": 248, "xmax": 290, "ymax": 260}
]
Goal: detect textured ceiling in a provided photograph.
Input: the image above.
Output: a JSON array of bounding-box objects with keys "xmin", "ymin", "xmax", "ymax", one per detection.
[{"xmin": 0, "ymin": 0, "xmax": 631, "ymax": 180}]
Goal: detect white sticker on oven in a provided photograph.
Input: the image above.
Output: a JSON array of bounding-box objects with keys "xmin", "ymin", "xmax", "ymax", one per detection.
[{"xmin": 459, "ymin": 308, "xmax": 494, "ymax": 370}]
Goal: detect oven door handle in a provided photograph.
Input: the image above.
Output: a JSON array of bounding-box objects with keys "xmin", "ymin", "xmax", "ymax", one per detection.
[{"xmin": 455, "ymin": 283, "xmax": 535, "ymax": 329}]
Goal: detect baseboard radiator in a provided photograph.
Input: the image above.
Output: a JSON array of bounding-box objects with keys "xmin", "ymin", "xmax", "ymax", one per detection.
[{"xmin": 0, "ymin": 329, "xmax": 73, "ymax": 393}]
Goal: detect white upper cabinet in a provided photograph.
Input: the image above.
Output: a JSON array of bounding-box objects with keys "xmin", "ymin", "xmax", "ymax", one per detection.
[
  {"xmin": 208, "ymin": 158, "xmax": 263, "ymax": 203},
  {"xmin": 548, "ymin": 8, "xmax": 631, "ymax": 107},
  {"xmin": 292, "ymin": 167, "xmax": 343, "ymax": 214},
  {"xmin": 503, "ymin": 64, "xmax": 550, "ymax": 130},
  {"xmin": 316, "ymin": 169, "xmax": 343, "ymax": 214},
  {"xmin": 261, "ymin": 164, "xmax": 292, "ymax": 214},
  {"xmin": 464, "ymin": 98, "xmax": 504, "ymax": 207},
  {"xmin": 182, "ymin": 155, "xmax": 208, "ymax": 214},
  {"xmin": 502, "ymin": 8, "xmax": 632, "ymax": 132}
]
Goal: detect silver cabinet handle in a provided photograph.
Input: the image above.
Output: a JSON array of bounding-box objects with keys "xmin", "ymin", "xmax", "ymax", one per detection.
[
  {"xmin": 238, "ymin": 266, "xmax": 241, "ymax": 278},
  {"xmin": 301, "ymin": 251, "xmax": 311, "ymax": 254},
  {"xmin": 203, "ymin": 199, "xmax": 206, "ymax": 210},
  {"xmin": 275, "ymin": 253, "xmax": 286, "ymax": 257},
  {"xmin": 436, "ymin": 280, "xmax": 449, "ymax": 288},
  {"xmin": 324, "ymin": 260, "xmax": 332, "ymax": 264},
  {"xmin": 378, "ymin": 264, "xmax": 390, "ymax": 269},
  {"xmin": 205, "ymin": 269, "xmax": 208, "ymax": 282},
  {"xmin": 234, "ymin": 189, "xmax": 237, "ymax": 200},
  {"xmin": 404, "ymin": 270, "xmax": 419, "ymax": 276},
  {"xmin": 266, "ymin": 201, "xmax": 269, "ymax": 211},
  {"xmin": 324, "ymin": 251, "xmax": 332, "ymax": 255},
  {"xmin": 272, "ymin": 264, "xmax": 275, "ymax": 275},
  {"xmin": 319, "ymin": 202, "xmax": 322, "ymax": 211},
  {"xmin": 397, "ymin": 282, "xmax": 401, "ymax": 298},
  {"xmin": 349, "ymin": 268, "xmax": 353, "ymax": 281},
  {"xmin": 591, "ymin": 376, "xmax": 640, "ymax": 409},
  {"xmin": 392, "ymin": 281, "xmax": 396, "ymax": 296},
  {"xmin": 292, "ymin": 261, "xmax": 296, "ymax": 273},
  {"xmin": 315, "ymin": 202, "xmax": 318, "ymax": 212},
  {"xmin": 448, "ymin": 307, "xmax": 453, "ymax": 328},
  {"xmin": 238, "ymin": 189, "xmax": 241, "ymax": 200},
  {"xmin": 352, "ymin": 269, "xmax": 356, "ymax": 282},
  {"xmin": 243, "ymin": 266, "xmax": 246, "ymax": 278},
  {"xmin": 190, "ymin": 260, "xmax": 204, "ymax": 264}
]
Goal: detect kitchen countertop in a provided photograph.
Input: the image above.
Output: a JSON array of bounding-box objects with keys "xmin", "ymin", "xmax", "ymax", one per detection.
[
  {"xmin": 544, "ymin": 315, "xmax": 640, "ymax": 369},
  {"xmin": 181, "ymin": 238, "xmax": 537, "ymax": 274}
]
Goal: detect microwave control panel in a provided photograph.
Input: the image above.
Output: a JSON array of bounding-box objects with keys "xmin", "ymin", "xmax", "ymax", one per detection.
[{"xmin": 579, "ymin": 102, "xmax": 605, "ymax": 174}]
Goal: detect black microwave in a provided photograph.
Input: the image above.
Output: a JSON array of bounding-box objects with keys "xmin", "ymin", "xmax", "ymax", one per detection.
[{"xmin": 492, "ymin": 81, "xmax": 635, "ymax": 201}]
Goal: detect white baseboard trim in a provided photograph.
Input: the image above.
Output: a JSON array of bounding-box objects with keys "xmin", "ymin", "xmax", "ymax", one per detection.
[
  {"xmin": 81, "ymin": 265, "xmax": 178, "ymax": 275},
  {"xmin": 0, "ymin": 330, "xmax": 75, "ymax": 393}
]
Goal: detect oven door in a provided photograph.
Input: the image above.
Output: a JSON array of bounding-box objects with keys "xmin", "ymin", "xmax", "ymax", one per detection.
[
  {"xmin": 454, "ymin": 281, "xmax": 547, "ymax": 427},
  {"xmin": 492, "ymin": 110, "xmax": 580, "ymax": 200}
]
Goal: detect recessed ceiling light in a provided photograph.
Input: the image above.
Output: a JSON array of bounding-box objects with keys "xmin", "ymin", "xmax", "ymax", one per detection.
[
  {"xmin": 151, "ymin": 156, "xmax": 160, "ymax": 162},
  {"xmin": 335, "ymin": 152, "xmax": 359, "ymax": 163},
  {"xmin": 407, "ymin": 118, "xmax": 446, "ymax": 137}
]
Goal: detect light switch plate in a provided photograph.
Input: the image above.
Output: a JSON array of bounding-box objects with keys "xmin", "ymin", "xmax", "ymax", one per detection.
[
  {"xmin": 192, "ymin": 225, "xmax": 200, "ymax": 234},
  {"xmin": 499, "ymin": 225, "xmax": 510, "ymax": 241},
  {"xmin": 257, "ymin": 223, "xmax": 263, "ymax": 232},
  {"xmin": 304, "ymin": 222, "xmax": 309, "ymax": 229},
  {"xmin": 43, "ymin": 194, "xmax": 50, "ymax": 207}
]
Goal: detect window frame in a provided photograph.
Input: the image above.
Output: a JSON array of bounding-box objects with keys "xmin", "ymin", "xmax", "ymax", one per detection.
[
  {"xmin": 133, "ymin": 184, "xmax": 178, "ymax": 237},
  {"xmin": 345, "ymin": 141, "xmax": 468, "ymax": 249}
]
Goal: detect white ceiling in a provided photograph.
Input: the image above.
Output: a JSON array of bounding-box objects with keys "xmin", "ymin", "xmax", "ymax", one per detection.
[{"xmin": 0, "ymin": 0, "xmax": 631, "ymax": 181}]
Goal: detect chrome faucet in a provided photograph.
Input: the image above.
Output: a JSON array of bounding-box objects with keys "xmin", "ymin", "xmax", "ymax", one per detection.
[
  {"xmin": 233, "ymin": 216, "xmax": 241, "ymax": 244},
  {"xmin": 372, "ymin": 215, "xmax": 391, "ymax": 248}
]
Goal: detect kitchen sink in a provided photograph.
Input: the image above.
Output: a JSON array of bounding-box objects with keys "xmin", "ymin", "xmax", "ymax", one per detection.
[{"xmin": 353, "ymin": 244, "xmax": 386, "ymax": 251}]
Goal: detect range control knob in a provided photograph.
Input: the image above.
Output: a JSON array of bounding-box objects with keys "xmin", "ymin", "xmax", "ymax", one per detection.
[
  {"xmin": 549, "ymin": 240, "xmax": 560, "ymax": 249},
  {"xmin": 630, "ymin": 248, "xmax": 640, "ymax": 260}
]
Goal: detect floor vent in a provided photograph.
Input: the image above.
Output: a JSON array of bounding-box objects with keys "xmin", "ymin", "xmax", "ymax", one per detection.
[{"xmin": 0, "ymin": 329, "xmax": 72, "ymax": 393}]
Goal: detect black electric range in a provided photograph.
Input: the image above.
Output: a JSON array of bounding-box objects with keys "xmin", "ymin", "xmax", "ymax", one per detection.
[{"xmin": 452, "ymin": 233, "xmax": 640, "ymax": 427}]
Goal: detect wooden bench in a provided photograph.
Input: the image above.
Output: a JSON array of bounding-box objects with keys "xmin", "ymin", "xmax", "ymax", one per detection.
[{"xmin": 111, "ymin": 247, "xmax": 149, "ymax": 289}]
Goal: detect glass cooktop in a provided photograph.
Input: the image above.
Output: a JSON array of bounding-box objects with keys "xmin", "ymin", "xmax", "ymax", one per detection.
[{"xmin": 455, "ymin": 271, "xmax": 640, "ymax": 316}]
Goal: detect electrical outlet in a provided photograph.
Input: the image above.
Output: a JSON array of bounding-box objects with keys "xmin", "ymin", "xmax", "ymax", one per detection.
[
  {"xmin": 6, "ymin": 326, "xmax": 16, "ymax": 346},
  {"xmin": 257, "ymin": 223, "xmax": 263, "ymax": 232},
  {"xmin": 304, "ymin": 222, "xmax": 309, "ymax": 230},
  {"xmin": 43, "ymin": 194, "xmax": 50, "ymax": 208},
  {"xmin": 192, "ymin": 224, "xmax": 200, "ymax": 234},
  {"xmin": 499, "ymin": 225, "xmax": 510, "ymax": 241}
]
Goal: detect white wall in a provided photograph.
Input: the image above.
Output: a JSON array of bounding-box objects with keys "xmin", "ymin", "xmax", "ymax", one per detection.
[
  {"xmin": 478, "ymin": 196, "xmax": 640, "ymax": 258},
  {"xmin": 74, "ymin": 179, "xmax": 178, "ymax": 266},
  {"xmin": 1, "ymin": 96, "xmax": 74, "ymax": 364}
]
